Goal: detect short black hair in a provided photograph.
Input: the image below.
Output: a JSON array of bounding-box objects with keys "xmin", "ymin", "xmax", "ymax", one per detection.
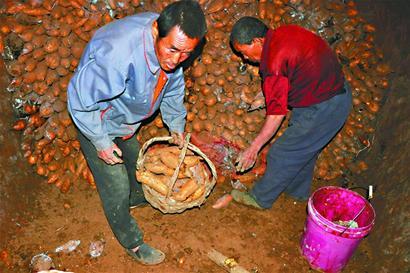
[
  {"xmin": 230, "ymin": 17, "xmax": 268, "ymax": 45},
  {"xmin": 157, "ymin": 0, "xmax": 207, "ymax": 39}
]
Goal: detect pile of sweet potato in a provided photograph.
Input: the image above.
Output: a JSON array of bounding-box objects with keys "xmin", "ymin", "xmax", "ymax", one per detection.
[{"xmin": 0, "ymin": 0, "xmax": 391, "ymax": 191}]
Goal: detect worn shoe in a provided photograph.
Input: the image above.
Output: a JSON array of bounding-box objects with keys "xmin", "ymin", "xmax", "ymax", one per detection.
[
  {"xmin": 231, "ymin": 189, "xmax": 264, "ymax": 210},
  {"xmin": 126, "ymin": 243, "xmax": 165, "ymax": 265}
]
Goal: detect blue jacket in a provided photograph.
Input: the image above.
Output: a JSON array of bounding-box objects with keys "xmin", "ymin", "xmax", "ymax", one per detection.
[{"xmin": 67, "ymin": 12, "xmax": 186, "ymax": 151}]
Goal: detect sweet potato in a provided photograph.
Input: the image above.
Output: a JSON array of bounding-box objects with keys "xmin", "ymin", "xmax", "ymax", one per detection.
[
  {"xmin": 177, "ymin": 167, "xmax": 190, "ymax": 179},
  {"xmin": 34, "ymin": 63, "xmax": 48, "ymax": 81},
  {"xmin": 145, "ymin": 162, "xmax": 174, "ymax": 176},
  {"xmin": 23, "ymin": 71, "xmax": 37, "ymax": 84},
  {"xmin": 192, "ymin": 119, "xmax": 203, "ymax": 133},
  {"xmin": 187, "ymin": 112, "xmax": 195, "ymax": 122},
  {"xmin": 144, "ymin": 153, "xmax": 160, "ymax": 164},
  {"xmin": 36, "ymin": 164, "xmax": 47, "ymax": 176},
  {"xmin": 23, "ymin": 7, "xmax": 50, "ymax": 16},
  {"xmin": 7, "ymin": 62, "xmax": 22, "ymax": 77},
  {"xmin": 39, "ymin": 102, "xmax": 54, "ymax": 117},
  {"xmin": 44, "ymin": 37, "xmax": 59, "ymax": 53},
  {"xmin": 19, "ymin": 31, "xmax": 33, "ymax": 42},
  {"xmin": 32, "ymin": 48, "xmax": 46, "ymax": 60},
  {"xmin": 212, "ymin": 194, "xmax": 233, "ymax": 209},
  {"xmin": 60, "ymin": 176, "xmax": 72, "ymax": 193},
  {"xmin": 33, "ymin": 81, "xmax": 48, "ymax": 95},
  {"xmin": 71, "ymin": 140, "xmax": 81, "ymax": 150},
  {"xmin": 183, "ymin": 155, "xmax": 202, "ymax": 167},
  {"xmin": 71, "ymin": 41, "xmax": 85, "ymax": 59},
  {"xmin": 13, "ymin": 119, "xmax": 26, "ymax": 131},
  {"xmin": 51, "ymin": 99, "xmax": 65, "ymax": 113},
  {"xmin": 83, "ymin": 15, "xmax": 102, "ymax": 32},
  {"xmin": 45, "ymin": 53, "xmax": 60, "ymax": 69},
  {"xmin": 204, "ymin": 94, "xmax": 217, "ymax": 106},
  {"xmin": 173, "ymin": 179, "xmax": 199, "ymax": 201},
  {"xmin": 188, "ymin": 185, "xmax": 206, "ymax": 201},
  {"xmin": 160, "ymin": 152, "xmax": 179, "ymax": 169},
  {"xmin": 57, "ymin": 111, "xmax": 72, "ymax": 127},
  {"xmin": 45, "ymin": 69, "xmax": 59, "ymax": 85},
  {"xmin": 206, "ymin": 0, "xmax": 225, "ymax": 13},
  {"xmin": 136, "ymin": 171, "xmax": 169, "ymax": 195},
  {"xmin": 24, "ymin": 58, "xmax": 37, "ymax": 72},
  {"xmin": 47, "ymin": 172, "xmax": 60, "ymax": 184},
  {"xmin": 43, "ymin": 0, "xmax": 57, "ymax": 11},
  {"xmin": 232, "ymin": 172, "xmax": 256, "ymax": 184},
  {"xmin": 56, "ymin": 66, "xmax": 69, "ymax": 76}
]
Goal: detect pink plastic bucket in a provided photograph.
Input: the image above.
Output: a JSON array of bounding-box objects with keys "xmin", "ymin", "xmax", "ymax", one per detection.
[{"xmin": 300, "ymin": 186, "xmax": 375, "ymax": 273}]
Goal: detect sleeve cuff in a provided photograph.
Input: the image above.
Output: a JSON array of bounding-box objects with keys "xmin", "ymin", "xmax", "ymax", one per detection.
[
  {"xmin": 266, "ymin": 109, "xmax": 288, "ymax": 115},
  {"xmin": 91, "ymin": 135, "xmax": 114, "ymax": 151},
  {"xmin": 168, "ymin": 119, "xmax": 186, "ymax": 133}
]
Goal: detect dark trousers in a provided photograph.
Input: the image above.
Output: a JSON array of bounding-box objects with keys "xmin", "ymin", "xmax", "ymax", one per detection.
[
  {"xmin": 251, "ymin": 84, "xmax": 352, "ymax": 208},
  {"xmin": 77, "ymin": 130, "xmax": 146, "ymax": 249}
]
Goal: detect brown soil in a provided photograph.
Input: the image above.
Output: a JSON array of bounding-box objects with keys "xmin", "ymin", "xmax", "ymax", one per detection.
[{"xmin": 0, "ymin": 173, "xmax": 373, "ymax": 273}]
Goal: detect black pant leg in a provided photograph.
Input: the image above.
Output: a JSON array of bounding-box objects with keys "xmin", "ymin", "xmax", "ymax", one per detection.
[{"xmin": 77, "ymin": 130, "xmax": 144, "ymax": 249}]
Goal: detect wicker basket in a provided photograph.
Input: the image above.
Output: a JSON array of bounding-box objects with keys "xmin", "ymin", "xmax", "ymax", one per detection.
[{"xmin": 136, "ymin": 135, "xmax": 217, "ymax": 213}]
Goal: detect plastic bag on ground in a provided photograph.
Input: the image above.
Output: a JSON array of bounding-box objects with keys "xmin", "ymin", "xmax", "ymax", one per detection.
[
  {"xmin": 55, "ymin": 240, "xmax": 81, "ymax": 253},
  {"xmin": 30, "ymin": 253, "xmax": 54, "ymax": 272},
  {"xmin": 89, "ymin": 240, "xmax": 105, "ymax": 258}
]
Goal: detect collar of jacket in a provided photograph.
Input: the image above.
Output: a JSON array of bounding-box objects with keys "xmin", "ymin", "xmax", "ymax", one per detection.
[{"xmin": 143, "ymin": 21, "xmax": 161, "ymax": 75}]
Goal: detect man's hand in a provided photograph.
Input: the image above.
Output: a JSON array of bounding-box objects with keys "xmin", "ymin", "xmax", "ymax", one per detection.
[
  {"xmin": 97, "ymin": 143, "xmax": 124, "ymax": 165},
  {"xmin": 235, "ymin": 114, "xmax": 285, "ymax": 172},
  {"xmin": 169, "ymin": 132, "xmax": 185, "ymax": 148},
  {"xmin": 235, "ymin": 145, "xmax": 259, "ymax": 173}
]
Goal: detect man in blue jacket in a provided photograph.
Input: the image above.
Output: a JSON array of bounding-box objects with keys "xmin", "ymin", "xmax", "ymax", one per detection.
[{"xmin": 67, "ymin": 1, "xmax": 206, "ymax": 265}]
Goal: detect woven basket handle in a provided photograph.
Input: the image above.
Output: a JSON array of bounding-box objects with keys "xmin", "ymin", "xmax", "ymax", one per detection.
[
  {"xmin": 166, "ymin": 133, "xmax": 191, "ymax": 199},
  {"xmin": 137, "ymin": 136, "xmax": 172, "ymax": 171}
]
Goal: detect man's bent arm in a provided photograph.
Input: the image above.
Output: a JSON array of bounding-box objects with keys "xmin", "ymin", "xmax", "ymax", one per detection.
[
  {"xmin": 252, "ymin": 114, "xmax": 285, "ymax": 151},
  {"xmin": 67, "ymin": 59, "xmax": 126, "ymax": 151}
]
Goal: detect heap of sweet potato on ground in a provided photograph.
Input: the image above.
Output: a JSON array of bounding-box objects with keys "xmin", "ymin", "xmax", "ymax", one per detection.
[{"xmin": 0, "ymin": 0, "xmax": 391, "ymax": 192}]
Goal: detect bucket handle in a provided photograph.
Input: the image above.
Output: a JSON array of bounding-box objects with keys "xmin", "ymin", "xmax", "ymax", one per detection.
[
  {"xmin": 339, "ymin": 185, "xmax": 374, "ymax": 235},
  {"xmin": 345, "ymin": 185, "xmax": 374, "ymax": 200},
  {"xmin": 339, "ymin": 205, "xmax": 366, "ymax": 235}
]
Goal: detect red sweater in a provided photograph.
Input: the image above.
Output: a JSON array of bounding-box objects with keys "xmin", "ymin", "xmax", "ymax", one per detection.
[{"xmin": 259, "ymin": 25, "xmax": 345, "ymax": 115}]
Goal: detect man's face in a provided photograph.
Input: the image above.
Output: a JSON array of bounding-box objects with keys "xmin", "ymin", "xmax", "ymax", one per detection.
[
  {"xmin": 153, "ymin": 24, "xmax": 199, "ymax": 72},
  {"xmin": 233, "ymin": 40, "xmax": 263, "ymax": 63}
]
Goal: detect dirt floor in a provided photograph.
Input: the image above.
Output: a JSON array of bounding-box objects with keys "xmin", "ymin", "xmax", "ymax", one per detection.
[
  {"xmin": 0, "ymin": 144, "xmax": 373, "ymax": 273},
  {"xmin": 1, "ymin": 1, "xmax": 408, "ymax": 273}
]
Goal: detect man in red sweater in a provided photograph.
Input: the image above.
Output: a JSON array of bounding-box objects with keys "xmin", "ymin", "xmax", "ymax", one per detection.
[{"xmin": 230, "ymin": 17, "xmax": 351, "ymax": 209}]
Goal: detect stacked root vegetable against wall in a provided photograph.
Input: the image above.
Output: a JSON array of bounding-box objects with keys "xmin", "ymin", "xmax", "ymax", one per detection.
[{"xmin": 0, "ymin": 0, "xmax": 391, "ymax": 192}]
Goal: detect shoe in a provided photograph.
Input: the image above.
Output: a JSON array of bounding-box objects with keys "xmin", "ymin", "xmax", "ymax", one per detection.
[
  {"xmin": 129, "ymin": 201, "xmax": 149, "ymax": 209},
  {"xmin": 126, "ymin": 243, "xmax": 165, "ymax": 265},
  {"xmin": 231, "ymin": 189, "xmax": 264, "ymax": 210}
]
